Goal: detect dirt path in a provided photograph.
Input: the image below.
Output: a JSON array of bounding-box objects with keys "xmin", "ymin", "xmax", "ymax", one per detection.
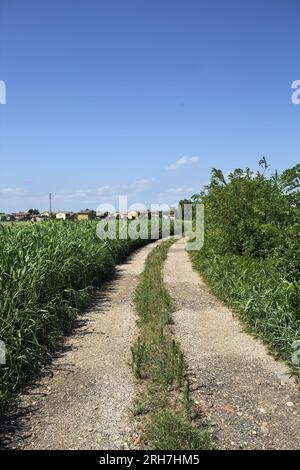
[
  {"xmin": 1, "ymin": 242, "xmax": 159, "ymax": 450},
  {"xmin": 164, "ymin": 239, "xmax": 300, "ymax": 450}
]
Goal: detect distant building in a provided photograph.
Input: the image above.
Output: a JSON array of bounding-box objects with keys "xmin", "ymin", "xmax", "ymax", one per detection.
[
  {"xmin": 0, "ymin": 213, "xmax": 13, "ymax": 222},
  {"xmin": 40, "ymin": 211, "xmax": 52, "ymax": 218},
  {"xmin": 56, "ymin": 211, "xmax": 74, "ymax": 220},
  {"xmin": 127, "ymin": 210, "xmax": 140, "ymax": 220},
  {"xmin": 96, "ymin": 211, "xmax": 109, "ymax": 219},
  {"xmin": 76, "ymin": 209, "xmax": 96, "ymax": 221},
  {"xmin": 11, "ymin": 212, "xmax": 28, "ymax": 221},
  {"xmin": 112, "ymin": 211, "xmax": 126, "ymax": 219},
  {"xmin": 30, "ymin": 215, "xmax": 47, "ymax": 222}
]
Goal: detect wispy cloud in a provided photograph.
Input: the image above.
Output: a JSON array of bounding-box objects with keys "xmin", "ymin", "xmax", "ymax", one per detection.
[
  {"xmin": 0, "ymin": 187, "xmax": 24, "ymax": 195},
  {"xmin": 57, "ymin": 179, "xmax": 155, "ymax": 203},
  {"xmin": 74, "ymin": 189, "xmax": 92, "ymax": 198},
  {"xmin": 63, "ymin": 186, "xmax": 111, "ymax": 200},
  {"xmin": 166, "ymin": 156, "xmax": 200, "ymax": 171},
  {"xmin": 131, "ymin": 178, "xmax": 155, "ymax": 193},
  {"xmin": 96, "ymin": 185, "xmax": 111, "ymax": 195},
  {"xmin": 165, "ymin": 187, "xmax": 194, "ymax": 194}
]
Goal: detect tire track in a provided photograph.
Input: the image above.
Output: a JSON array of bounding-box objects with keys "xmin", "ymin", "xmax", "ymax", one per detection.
[{"xmin": 164, "ymin": 238, "xmax": 300, "ymax": 450}]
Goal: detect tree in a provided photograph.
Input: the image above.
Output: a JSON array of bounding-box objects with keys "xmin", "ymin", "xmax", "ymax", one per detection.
[
  {"xmin": 279, "ymin": 164, "xmax": 300, "ymax": 207},
  {"xmin": 27, "ymin": 209, "xmax": 40, "ymax": 215},
  {"xmin": 201, "ymin": 162, "xmax": 296, "ymax": 258}
]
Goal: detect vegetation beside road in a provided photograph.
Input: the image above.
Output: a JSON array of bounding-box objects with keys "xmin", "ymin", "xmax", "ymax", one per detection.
[
  {"xmin": 132, "ymin": 239, "xmax": 214, "ymax": 450},
  {"xmin": 0, "ymin": 220, "xmax": 155, "ymax": 410},
  {"xmin": 191, "ymin": 161, "xmax": 300, "ymax": 376}
]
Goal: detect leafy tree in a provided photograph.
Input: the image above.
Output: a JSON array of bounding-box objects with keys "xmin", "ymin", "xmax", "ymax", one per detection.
[
  {"xmin": 200, "ymin": 161, "xmax": 298, "ymax": 258},
  {"xmin": 278, "ymin": 164, "xmax": 300, "ymax": 207},
  {"xmin": 178, "ymin": 199, "xmax": 192, "ymax": 219},
  {"xmin": 27, "ymin": 209, "xmax": 40, "ymax": 215}
]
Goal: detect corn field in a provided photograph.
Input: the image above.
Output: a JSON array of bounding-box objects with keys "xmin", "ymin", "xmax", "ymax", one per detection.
[{"xmin": 0, "ymin": 220, "xmax": 153, "ymax": 408}]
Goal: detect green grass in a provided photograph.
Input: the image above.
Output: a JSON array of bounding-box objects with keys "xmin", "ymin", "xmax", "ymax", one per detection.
[
  {"xmin": 131, "ymin": 239, "xmax": 215, "ymax": 450},
  {"xmin": 0, "ymin": 220, "xmax": 155, "ymax": 410},
  {"xmin": 193, "ymin": 251, "xmax": 300, "ymax": 378},
  {"xmin": 145, "ymin": 408, "xmax": 213, "ymax": 450}
]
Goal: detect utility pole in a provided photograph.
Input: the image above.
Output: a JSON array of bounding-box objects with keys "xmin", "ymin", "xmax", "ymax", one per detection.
[{"xmin": 49, "ymin": 193, "xmax": 52, "ymax": 218}]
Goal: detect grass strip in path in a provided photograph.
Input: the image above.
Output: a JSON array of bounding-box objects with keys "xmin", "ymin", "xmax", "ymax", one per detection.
[{"xmin": 131, "ymin": 239, "xmax": 215, "ymax": 450}]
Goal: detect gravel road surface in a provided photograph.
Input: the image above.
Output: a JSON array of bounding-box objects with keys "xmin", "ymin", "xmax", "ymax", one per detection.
[{"xmin": 163, "ymin": 238, "xmax": 300, "ymax": 450}]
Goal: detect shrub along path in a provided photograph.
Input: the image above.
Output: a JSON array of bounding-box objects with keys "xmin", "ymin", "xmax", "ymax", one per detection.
[
  {"xmin": 163, "ymin": 238, "xmax": 300, "ymax": 450},
  {"xmin": 0, "ymin": 241, "xmax": 161, "ymax": 450}
]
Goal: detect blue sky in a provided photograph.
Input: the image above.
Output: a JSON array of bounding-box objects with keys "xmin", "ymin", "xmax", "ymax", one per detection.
[{"xmin": 0, "ymin": 0, "xmax": 299, "ymax": 212}]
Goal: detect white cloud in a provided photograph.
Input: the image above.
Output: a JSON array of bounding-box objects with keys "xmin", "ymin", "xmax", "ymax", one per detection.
[
  {"xmin": 96, "ymin": 185, "xmax": 111, "ymax": 195},
  {"xmin": 131, "ymin": 178, "xmax": 155, "ymax": 193},
  {"xmin": 64, "ymin": 186, "xmax": 111, "ymax": 199},
  {"xmin": 166, "ymin": 188, "xmax": 184, "ymax": 194},
  {"xmin": 74, "ymin": 189, "xmax": 92, "ymax": 198},
  {"xmin": 166, "ymin": 156, "xmax": 200, "ymax": 171},
  {"xmin": 0, "ymin": 187, "xmax": 23, "ymax": 195},
  {"xmin": 166, "ymin": 187, "xmax": 194, "ymax": 194},
  {"xmin": 60, "ymin": 180, "xmax": 154, "ymax": 203}
]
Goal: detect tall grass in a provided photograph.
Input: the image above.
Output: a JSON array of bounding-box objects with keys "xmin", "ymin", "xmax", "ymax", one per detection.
[{"xmin": 0, "ymin": 220, "xmax": 152, "ymax": 409}]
